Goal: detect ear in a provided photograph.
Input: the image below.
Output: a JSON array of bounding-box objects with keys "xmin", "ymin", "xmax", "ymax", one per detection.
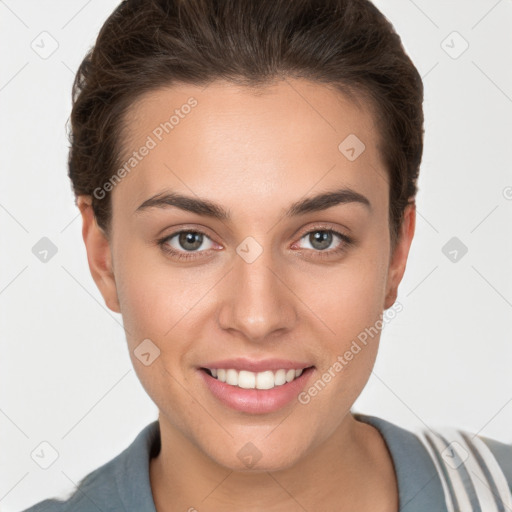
[
  {"xmin": 77, "ymin": 195, "xmax": 121, "ymax": 313},
  {"xmin": 383, "ymin": 202, "xmax": 416, "ymax": 310}
]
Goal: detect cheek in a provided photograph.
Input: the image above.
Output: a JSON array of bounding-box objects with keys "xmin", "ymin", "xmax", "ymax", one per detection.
[
  {"xmin": 116, "ymin": 271, "xmax": 171, "ymax": 341},
  {"xmin": 305, "ymin": 247, "xmax": 389, "ymax": 393},
  {"xmin": 113, "ymin": 258, "xmax": 192, "ymax": 407},
  {"xmin": 113, "ymin": 248, "xmax": 217, "ymax": 380},
  {"xmin": 114, "ymin": 245, "xmax": 198, "ymax": 338},
  {"xmin": 311, "ymin": 253, "xmax": 388, "ymax": 339}
]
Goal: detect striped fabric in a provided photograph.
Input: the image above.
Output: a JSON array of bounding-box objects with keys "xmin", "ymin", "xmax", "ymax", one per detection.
[{"xmin": 415, "ymin": 427, "xmax": 512, "ymax": 512}]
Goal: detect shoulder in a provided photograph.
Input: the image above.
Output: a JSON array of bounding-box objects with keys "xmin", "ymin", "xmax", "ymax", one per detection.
[
  {"xmin": 21, "ymin": 464, "xmax": 118, "ymax": 512},
  {"xmin": 21, "ymin": 420, "xmax": 160, "ymax": 512},
  {"xmin": 354, "ymin": 412, "xmax": 512, "ymax": 512}
]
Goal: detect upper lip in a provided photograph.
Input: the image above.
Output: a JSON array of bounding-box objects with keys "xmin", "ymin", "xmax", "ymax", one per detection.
[{"xmin": 199, "ymin": 358, "xmax": 314, "ymax": 372}]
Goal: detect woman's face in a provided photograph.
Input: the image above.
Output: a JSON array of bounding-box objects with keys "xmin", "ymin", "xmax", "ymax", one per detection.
[{"xmin": 83, "ymin": 78, "xmax": 414, "ymax": 471}]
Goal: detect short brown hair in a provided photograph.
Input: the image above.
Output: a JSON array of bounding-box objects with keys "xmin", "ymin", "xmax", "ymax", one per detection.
[{"xmin": 68, "ymin": 0, "xmax": 424, "ymax": 248}]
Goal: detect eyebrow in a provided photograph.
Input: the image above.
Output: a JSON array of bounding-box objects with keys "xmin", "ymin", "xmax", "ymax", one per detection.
[{"xmin": 134, "ymin": 187, "xmax": 372, "ymax": 220}]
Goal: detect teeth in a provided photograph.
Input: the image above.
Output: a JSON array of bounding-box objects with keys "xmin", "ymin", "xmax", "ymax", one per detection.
[{"xmin": 206, "ymin": 367, "xmax": 307, "ymax": 389}]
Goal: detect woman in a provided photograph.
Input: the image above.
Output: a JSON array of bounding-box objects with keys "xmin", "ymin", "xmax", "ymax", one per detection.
[{"xmin": 23, "ymin": 0, "xmax": 512, "ymax": 510}]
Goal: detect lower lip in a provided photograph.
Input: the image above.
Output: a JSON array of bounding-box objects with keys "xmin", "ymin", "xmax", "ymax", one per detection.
[{"xmin": 197, "ymin": 367, "xmax": 315, "ymax": 414}]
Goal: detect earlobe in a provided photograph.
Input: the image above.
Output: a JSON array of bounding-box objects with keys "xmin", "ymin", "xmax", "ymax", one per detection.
[
  {"xmin": 77, "ymin": 196, "xmax": 121, "ymax": 314},
  {"xmin": 383, "ymin": 202, "xmax": 416, "ymax": 310}
]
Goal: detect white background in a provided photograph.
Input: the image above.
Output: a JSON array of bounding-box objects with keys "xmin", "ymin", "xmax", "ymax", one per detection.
[{"xmin": 1, "ymin": 1, "xmax": 511, "ymax": 510}]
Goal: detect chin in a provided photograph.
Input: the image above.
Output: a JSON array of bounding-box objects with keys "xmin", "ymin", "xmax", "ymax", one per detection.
[{"xmin": 203, "ymin": 434, "xmax": 310, "ymax": 473}]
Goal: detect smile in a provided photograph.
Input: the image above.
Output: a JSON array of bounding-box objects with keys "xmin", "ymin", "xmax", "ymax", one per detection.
[
  {"xmin": 203, "ymin": 367, "xmax": 307, "ymax": 390},
  {"xmin": 198, "ymin": 366, "xmax": 315, "ymax": 414}
]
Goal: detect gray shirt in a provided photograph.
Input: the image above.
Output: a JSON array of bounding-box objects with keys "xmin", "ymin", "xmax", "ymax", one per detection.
[{"xmin": 22, "ymin": 413, "xmax": 512, "ymax": 511}]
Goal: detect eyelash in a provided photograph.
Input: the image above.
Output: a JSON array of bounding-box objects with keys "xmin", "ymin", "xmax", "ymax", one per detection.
[{"xmin": 156, "ymin": 226, "xmax": 354, "ymax": 262}]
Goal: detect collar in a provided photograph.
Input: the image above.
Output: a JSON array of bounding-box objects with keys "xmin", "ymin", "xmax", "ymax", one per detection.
[{"xmin": 353, "ymin": 412, "xmax": 448, "ymax": 511}]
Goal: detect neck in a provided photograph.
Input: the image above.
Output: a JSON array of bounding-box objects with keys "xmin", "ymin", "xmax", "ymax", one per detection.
[{"xmin": 149, "ymin": 412, "xmax": 398, "ymax": 512}]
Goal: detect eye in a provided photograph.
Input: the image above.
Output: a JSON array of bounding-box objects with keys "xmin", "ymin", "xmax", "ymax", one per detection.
[
  {"xmin": 293, "ymin": 227, "xmax": 353, "ymax": 259},
  {"xmin": 157, "ymin": 230, "xmax": 216, "ymax": 261}
]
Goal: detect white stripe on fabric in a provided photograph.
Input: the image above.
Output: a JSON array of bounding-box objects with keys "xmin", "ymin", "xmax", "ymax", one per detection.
[
  {"xmin": 437, "ymin": 428, "xmax": 500, "ymax": 512},
  {"xmin": 426, "ymin": 429, "xmax": 478, "ymax": 512},
  {"xmin": 414, "ymin": 429, "xmax": 456, "ymax": 512},
  {"xmin": 464, "ymin": 432, "xmax": 512, "ymax": 511}
]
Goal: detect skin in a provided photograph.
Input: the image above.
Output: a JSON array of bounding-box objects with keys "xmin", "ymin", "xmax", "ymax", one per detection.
[{"xmin": 77, "ymin": 78, "xmax": 415, "ymax": 511}]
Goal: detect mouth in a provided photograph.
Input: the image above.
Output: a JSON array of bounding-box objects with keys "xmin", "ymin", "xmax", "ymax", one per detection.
[{"xmin": 197, "ymin": 365, "xmax": 316, "ymax": 414}]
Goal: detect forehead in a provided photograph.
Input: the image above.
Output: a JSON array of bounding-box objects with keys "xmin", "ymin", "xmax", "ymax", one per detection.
[{"xmin": 113, "ymin": 78, "xmax": 387, "ymax": 218}]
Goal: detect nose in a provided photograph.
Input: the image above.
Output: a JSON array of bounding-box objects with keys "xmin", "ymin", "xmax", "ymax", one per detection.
[{"xmin": 217, "ymin": 246, "xmax": 298, "ymax": 343}]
